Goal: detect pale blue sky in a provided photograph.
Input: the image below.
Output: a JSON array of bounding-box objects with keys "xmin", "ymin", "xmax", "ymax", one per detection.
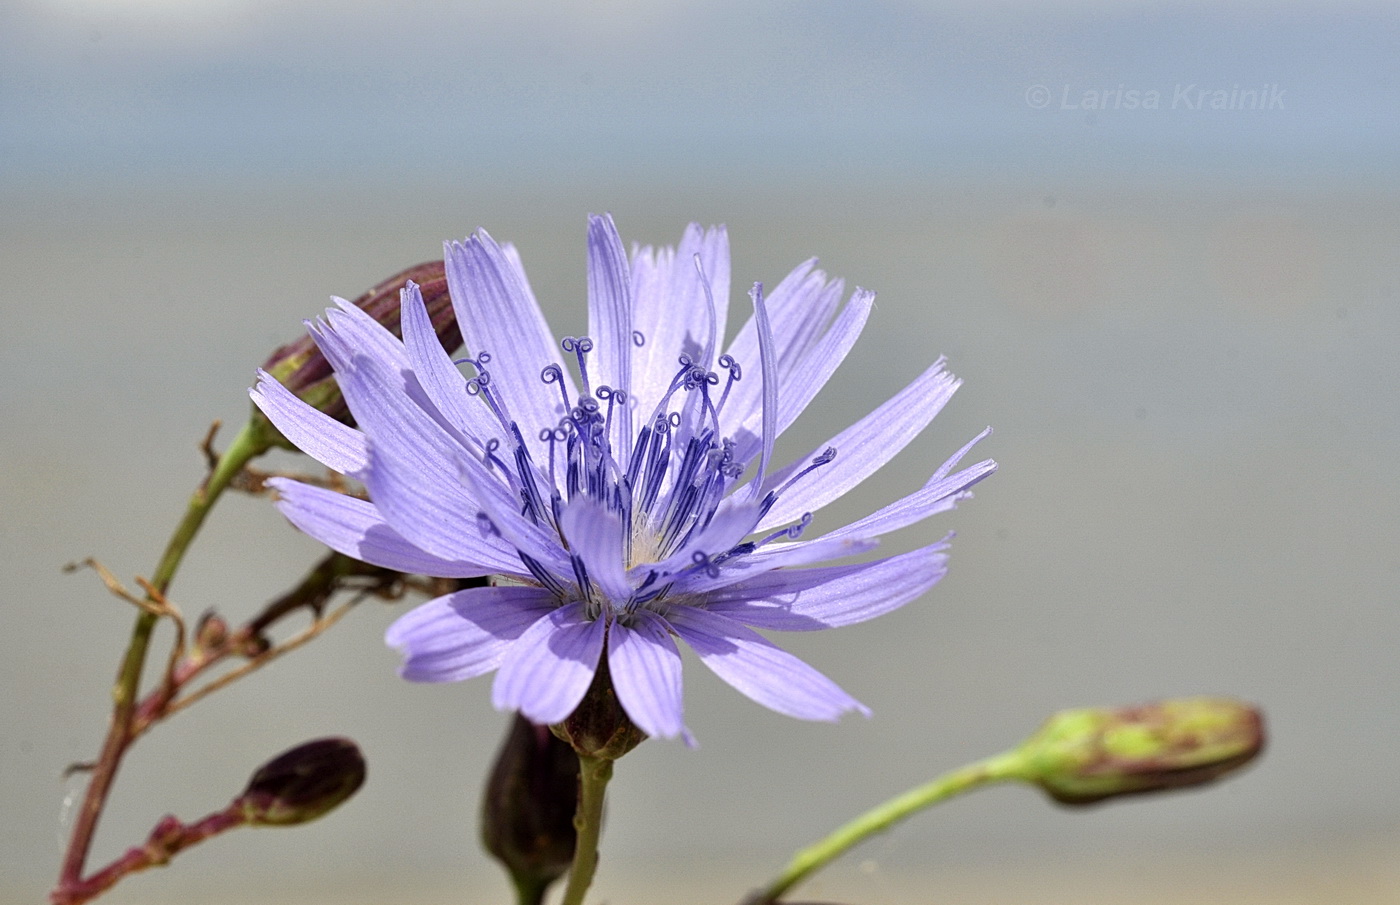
[{"xmin": 4, "ymin": 1, "xmax": 1398, "ymax": 191}]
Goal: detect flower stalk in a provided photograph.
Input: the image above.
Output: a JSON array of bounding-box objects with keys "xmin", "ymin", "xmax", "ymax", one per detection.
[
  {"xmin": 743, "ymin": 752, "xmax": 1023, "ymax": 905},
  {"xmin": 53, "ymin": 738, "xmax": 365, "ymax": 905},
  {"xmin": 559, "ymin": 753, "xmax": 614, "ymax": 905},
  {"xmin": 55, "ymin": 420, "xmax": 269, "ymax": 901}
]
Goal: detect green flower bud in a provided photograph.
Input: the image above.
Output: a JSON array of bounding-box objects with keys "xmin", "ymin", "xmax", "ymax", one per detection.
[
  {"xmin": 1016, "ymin": 697, "xmax": 1264, "ymax": 806},
  {"xmin": 481, "ymin": 714, "xmax": 580, "ymax": 902},
  {"xmin": 256, "ymin": 261, "xmax": 461, "ymax": 436},
  {"xmin": 237, "ymin": 737, "xmax": 366, "ymax": 826},
  {"xmin": 551, "ymin": 657, "xmax": 647, "ymax": 761}
]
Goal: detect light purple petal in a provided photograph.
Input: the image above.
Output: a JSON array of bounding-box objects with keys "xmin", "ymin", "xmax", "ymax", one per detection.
[
  {"xmin": 492, "ymin": 602, "xmax": 606, "ymax": 725},
  {"xmin": 327, "ymin": 296, "xmax": 412, "ymax": 365},
  {"xmin": 629, "ymin": 224, "xmax": 730, "ymax": 412},
  {"xmin": 249, "ymin": 369, "xmax": 368, "ymax": 475},
  {"xmin": 386, "ymin": 586, "xmax": 557, "ymax": 682},
  {"xmin": 586, "ymin": 214, "xmax": 633, "ymax": 438},
  {"xmin": 816, "ymin": 458, "xmax": 995, "ymax": 544},
  {"xmin": 268, "ymin": 477, "xmax": 519, "ymax": 576},
  {"xmin": 721, "ymin": 261, "xmax": 839, "ymax": 440},
  {"xmin": 701, "ymin": 541, "xmax": 951, "ymax": 631},
  {"xmin": 929, "ymin": 426, "xmax": 993, "ymax": 486},
  {"xmin": 455, "ymin": 448, "xmax": 572, "ymax": 575},
  {"xmin": 608, "ymin": 610, "xmax": 685, "ymax": 739},
  {"xmin": 673, "ymin": 535, "xmax": 881, "ymax": 596},
  {"xmin": 327, "ymin": 346, "xmax": 491, "ymax": 564},
  {"xmin": 770, "ymin": 288, "xmax": 874, "ymax": 438},
  {"xmin": 746, "ymin": 281, "xmax": 778, "ymax": 501},
  {"xmin": 666, "ymin": 607, "xmax": 868, "ymax": 721},
  {"xmin": 757, "ymin": 358, "xmax": 961, "ymax": 531},
  {"xmin": 445, "ymin": 230, "xmax": 574, "ymax": 436},
  {"xmin": 723, "ymin": 257, "xmax": 824, "ymax": 381},
  {"xmin": 558, "ymin": 497, "xmax": 633, "ymax": 602},
  {"xmin": 399, "ymin": 281, "xmax": 501, "ymax": 446}
]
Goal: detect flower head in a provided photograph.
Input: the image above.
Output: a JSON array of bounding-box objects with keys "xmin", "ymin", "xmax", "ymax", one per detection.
[{"xmin": 251, "ymin": 215, "xmax": 995, "ymax": 743}]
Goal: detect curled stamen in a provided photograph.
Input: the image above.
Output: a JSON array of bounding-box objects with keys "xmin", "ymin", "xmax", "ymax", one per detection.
[
  {"xmin": 482, "ymin": 437, "xmax": 514, "ymax": 477},
  {"xmin": 597, "ymin": 386, "xmax": 627, "ymax": 445},
  {"xmin": 770, "ymin": 446, "xmax": 838, "ymax": 505},
  {"xmin": 632, "ymin": 330, "xmax": 646, "ymax": 347},
  {"xmin": 714, "ymin": 354, "xmax": 742, "ymax": 416},
  {"xmin": 717, "ymin": 353, "xmax": 741, "ymax": 381},
  {"xmin": 563, "ymin": 336, "xmax": 596, "ymax": 396},
  {"xmin": 689, "ymin": 550, "xmax": 721, "ymax": 579},
  {"xmin": 541, "ymin": 362, "xmax": 571, "ymax": 413}
]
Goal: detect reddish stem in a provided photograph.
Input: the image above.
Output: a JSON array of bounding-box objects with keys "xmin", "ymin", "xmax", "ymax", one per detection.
[{"xmin": 52, "ymin": 807, "xmax": 247, "ymax": 905}]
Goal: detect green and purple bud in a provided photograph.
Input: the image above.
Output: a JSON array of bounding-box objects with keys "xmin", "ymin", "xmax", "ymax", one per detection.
[
  {"xmin": 255, "ymin": 261, "xmax": 461, "ymax": 441},
  {"xmin": 550, "ymin": 657, "xmax": 647, "ymax": 761},
  {"xmin": 236, "ymin": 737, "xmax": 367, "ymax": 826},
  {"xmin": 1015, "ymin": 697, "xmax": 1265, "ymax": 806},
  {"xmin": 482, "ymin": 714, "xmax": 581, "ymax": 903}
]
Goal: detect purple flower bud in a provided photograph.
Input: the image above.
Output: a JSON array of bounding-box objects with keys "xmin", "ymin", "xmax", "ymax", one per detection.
[
  {"xmin": 481, "ymin": 714, "xmax": 580, "ymax": 900},
  {"xmin": 1017, "ymin": 697, "xmax": 1265, "ymax": 806},
  {"xmin": 237, "ymin": 737, "xmax": 366, "ymax": 826},
  {"xmin": 257, "ymin": 261, "xmax": 461, "ymax": 430}
]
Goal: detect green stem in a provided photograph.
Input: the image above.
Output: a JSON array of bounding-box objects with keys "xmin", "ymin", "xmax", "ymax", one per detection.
[
  {"xmin": 510, "ymin": 875, "xmax": 551, "ymax": 905},
  {"xmin": 747, "ymin": 750, "xmax": 1027, "ymax": 905},
  {"xmin": 559, "ymin": 754, "xmax": 613, "ymax": 905},
  {"xmin": 56, "ymin": 420, "xmax": 268, "ymax": 892}
]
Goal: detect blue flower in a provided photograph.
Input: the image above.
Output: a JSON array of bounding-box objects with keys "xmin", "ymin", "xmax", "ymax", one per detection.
[{"xmin": 251, "ymin": 215, "xmax": 994, "ymax": 742}]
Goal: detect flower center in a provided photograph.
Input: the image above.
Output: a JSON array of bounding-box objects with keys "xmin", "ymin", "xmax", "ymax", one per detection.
[{"xmin": 464, "ymin": 334, "xmax": 836, "ymax": 601}]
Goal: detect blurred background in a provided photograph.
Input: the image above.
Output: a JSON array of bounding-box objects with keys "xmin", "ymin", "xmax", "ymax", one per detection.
[{"xmin": 4, "ymin": 1, "xmax": 1399, "ymax": 903}]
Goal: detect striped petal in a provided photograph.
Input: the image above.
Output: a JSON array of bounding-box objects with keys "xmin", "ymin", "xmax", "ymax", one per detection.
[
  {"xmin": 667, "ymin": 607, "xmax": 868, "ymax": 721},
  {"xmin": 701, "ymin": 541, "xmax": 951, "ymax": 631},
  {"xmin": 608, "ymin": 610, "xmax": 686, "ymax": 739},
  {"xmin": 492, "ymin": 602, "xmax": 607, "ymax": 725},
  {"xmin": 268, "ymin": 477, "xmax": 519, "ymax": 576},
  {"xmin": 386, "ymin": 586, "xmax": 557, "ymax": 682}
]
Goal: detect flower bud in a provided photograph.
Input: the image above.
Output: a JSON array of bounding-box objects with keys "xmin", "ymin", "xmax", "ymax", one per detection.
[
  {"xmin": 481, "ymin": 714, "xmax": 580, "ymax": 899},
  {"xmin": 256, "ymin": 261, "xmax": 461, "ymax": 433},
  {"xmin": 1016, "ymin": 697, "xmax": 1264, "ymax": 806},
  {"xmin": 237, "ymin": 737, "xmax": 366, "ymax": 826},
  {"xmin": 551, "ymin": 658, "xmax": 647, "ymax": 761},
  {"xmin": 193, "ymin": 610, "xmax": 229, "ymax": 653}
]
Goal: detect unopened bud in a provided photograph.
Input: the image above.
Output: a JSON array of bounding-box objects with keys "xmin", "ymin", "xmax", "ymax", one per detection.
[
  {"xmin": 193, "ymin": 610, "xmax": 229, "ymax": 653},
  {"xmin": 551, "ymin": 658, "xmax": 647, "ymax": 761},
  {"xmin": 256, "ymin": 261, "xmax": 460, "ymax": 435},
  {"xmin": 1017, "ymin": 697, "xmax": 1264, "ymax": 806},
  {"xmin": 482, "ymin": 714, "xmax": 580, "ymax": 899},
  {"xmin": 237, "ymin": 737, "xmax": 366, "ymax": 826}
]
